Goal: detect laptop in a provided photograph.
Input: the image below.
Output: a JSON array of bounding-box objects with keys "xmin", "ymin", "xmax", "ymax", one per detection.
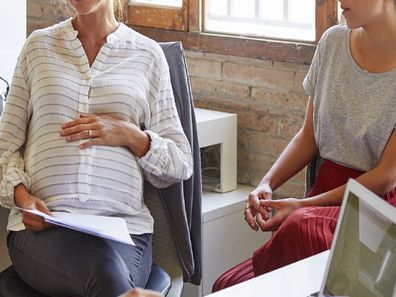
[{"xmin": 310, "ymin": 179, "xmax": 396, "ymax": 297}]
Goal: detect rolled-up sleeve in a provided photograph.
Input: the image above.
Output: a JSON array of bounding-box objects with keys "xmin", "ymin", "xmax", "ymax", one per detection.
[
  {"xmin": 138, "ymin": 54, "xmax": 193, "ymax": 188},
  {"xmin": 0, "ymin": 49, "xmax": 31, "ymax": 208}
]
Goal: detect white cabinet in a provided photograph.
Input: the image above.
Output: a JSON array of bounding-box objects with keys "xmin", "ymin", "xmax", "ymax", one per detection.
[
  {"xmin": 182, "ymin": 108, "xmax": 270, "ymax": 297},
  {"xmin": 195, "ymin": 108, "xmax": 237, "ymax": 193},
  {"xmin": 182, "ymin": 186, "xmax": 270, "ymax": 297}
]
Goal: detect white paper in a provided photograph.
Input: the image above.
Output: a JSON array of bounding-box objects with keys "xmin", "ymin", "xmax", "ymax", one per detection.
[{"xmin": 17, "ymin": 208, "xmax": 134, "ymax": 246}]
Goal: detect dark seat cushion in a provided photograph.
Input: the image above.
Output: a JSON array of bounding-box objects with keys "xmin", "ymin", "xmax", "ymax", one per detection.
[
  {"xmin": 145, "ymin": 264, "xmax": 172, "ymax": 296},
  {"xmin": 0, "ymin": 264, "xmax": 171, "ymax": 297},
  {"xmin": 0, "ymin": 265, "xmax": 49, "ymax": 297}
]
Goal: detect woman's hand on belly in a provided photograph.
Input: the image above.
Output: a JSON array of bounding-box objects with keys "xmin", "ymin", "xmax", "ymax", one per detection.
[
  {"xmin": 60, "ymin": 113, "xmax": 150, "ymax": 157},
  {"xmin": 14, "ymin": 184, "xmax": 52, "ymax": 232}
]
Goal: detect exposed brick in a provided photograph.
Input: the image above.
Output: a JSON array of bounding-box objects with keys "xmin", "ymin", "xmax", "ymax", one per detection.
[
  {"xmin": 273, "ymin": 61, "xmax": 310, "ymax": 73},
  {"xmin": 251, "ymin": 87, "xmax": 307, "ymax": 114},
  {"xmin": 43, "ymin": 5, "xmax": 68, "ymax": 20},
  {"xmin": 194, "ymin": 98, "xmax": 249, "ymax": 115},
  {"xmin": 190, "ymin": 77, "xmax": 250, "ymax": 101},
  {"xmin": 240, "ymin": 130, "xmax": 290, "ymax": 156},
  {"xmin": 189, "ymin": 51, "xmax": 271, "ymax": 67},
  {"xmin": 194, "ymin": 100, "xmax": 206, "ymax": 109},
  {"xmin": 185, "ymin": 50, "xmax": 205, "ymax": 59},
  {"xmin": 237, "ymin": 150, "xmax": 274, "ymax": 187},
  {"xmin": 202, "ymin": 52, "xmax": 229, "ymax": 62},
  {"xmin": 28, "ymin": 21, "xmax": 52, "ymax": 34},
  {"xmin": 292, "ymin": 71, "xmax": 309, "ymax": 95},
  {"xmin": 238, "ymin": 110, "xmax": 278, "ymax": 135},
  {"xmin": 237, "ymin": 130, "xmax": 250, "ymax": 150},
  {"xmin": 223, "ymin": 62, "xmax": 295, "ymax": 91},
  {"xmin": 221, "ymin": 54, "xmax": 273, "ymax": 68},
  {"xmin": 186, "ymin": 57, "xmax": 222, "ymax": 80},
  {"xmin": 273, "ymin": 180, "xmax": 305, "ymax": 199},
  {"xmin": 277, "ymin": 115, "xmax": 304, "ymax": 139},
  {"xmin": 238, "ymin": 151, "xmax": 305, "ymax": 198},
  {"xmin": 27, "ymin": 2, "xmax": 43, "ymax": 18},
  {"xmin": 293, "ymin": 168, "xmax": 307, "ymax": 183}
]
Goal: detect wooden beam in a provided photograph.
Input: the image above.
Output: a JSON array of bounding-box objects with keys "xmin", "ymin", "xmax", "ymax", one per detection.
[
  {"xmin": 315, "ymin": 0, "xmax": 338, "ymax": 41},
  {"xmin": 189, "ymin": 0, "xmax": 200, "ymax": 33},
  {"xmin": 131, "ymin": 26, "xmax": 315, "ymax": 64},
  {"xmin": 128, "ymin": 4, "xmax": 188, "ymax": 31}
]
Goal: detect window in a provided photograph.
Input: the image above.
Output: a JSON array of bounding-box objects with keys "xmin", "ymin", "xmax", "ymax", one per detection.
[
  {"xmin": 127, "ymin": 0, "xmax": 339, "ymax": 63},
  {"xmin": 204, "ymin": 0, "xmax": 315, "ymax": 42}
]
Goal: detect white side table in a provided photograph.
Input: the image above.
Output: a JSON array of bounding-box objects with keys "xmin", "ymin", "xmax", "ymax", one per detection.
[
  {"xmin": 183, "ymin": 185, "xmax": 270, "ymax": 297},
  {"xmin": 195, "ymin": 108, "xmax": 237, "ymax": 193}
]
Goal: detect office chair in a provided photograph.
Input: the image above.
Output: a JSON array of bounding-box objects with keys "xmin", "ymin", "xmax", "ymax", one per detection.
[
  {"xmin": 0, "ymin": 42, "xmax": 201, "ymax": 297},
  {"xmin": 0, "ymin": 260, "xmax": 170, "ymax": 297},
  {"xmin": 304, "ymin": 154, "xmax": 324, "ymax": 196}
]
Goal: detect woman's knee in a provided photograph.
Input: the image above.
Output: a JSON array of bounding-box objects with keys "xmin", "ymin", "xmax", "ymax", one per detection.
[
  {"xmin": 84, "ymin": 252, "xmax": 133, "ymax": 297},
  {"xmin": 276, "ymin": 207, "xmax": 308, "ymax": 235}
]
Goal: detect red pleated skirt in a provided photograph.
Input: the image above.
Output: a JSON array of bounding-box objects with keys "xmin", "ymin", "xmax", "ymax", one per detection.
[{"xmin": 212, "ymin": 160, "xmax": 396, "ymax": 292}]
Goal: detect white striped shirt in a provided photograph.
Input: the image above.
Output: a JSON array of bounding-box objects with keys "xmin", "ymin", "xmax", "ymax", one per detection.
[{"xmin": 0, "ymin": 19, "xmax": 193, "ymax": 234}]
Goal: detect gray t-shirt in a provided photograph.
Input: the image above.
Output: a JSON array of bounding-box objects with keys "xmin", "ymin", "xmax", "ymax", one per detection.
[{"xmin": 303, "ymin": 25, "xmax": 396, "ymax": 171}]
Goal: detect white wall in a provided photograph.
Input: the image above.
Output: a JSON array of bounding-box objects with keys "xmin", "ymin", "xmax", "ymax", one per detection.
[
  {"xmin": 0, "ymin": 0, "xmax": 27, "ymax": 82},
  {"xmin": 0, "ymin": 0, "xmax": 26, "ymax": 271}
]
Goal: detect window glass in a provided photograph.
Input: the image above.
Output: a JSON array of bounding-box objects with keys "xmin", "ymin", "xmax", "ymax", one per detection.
[
  {"xmin": 130, "ymin": 0, "xmax": 182, "ymax": 8},
  {"xmin": 204, "ymin": 0, "xmax": 316, "ymax": 42}
]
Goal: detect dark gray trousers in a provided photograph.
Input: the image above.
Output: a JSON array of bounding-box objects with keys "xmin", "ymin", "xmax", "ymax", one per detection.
[{"xmin": 7, "ymin": 228, "xmax": 152, "ymax": 297}]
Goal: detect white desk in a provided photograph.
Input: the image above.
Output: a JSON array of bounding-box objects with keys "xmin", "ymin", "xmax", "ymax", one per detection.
[{"xmin": 205, "ymin": 250, "xmax": 329, "ymax": 297}]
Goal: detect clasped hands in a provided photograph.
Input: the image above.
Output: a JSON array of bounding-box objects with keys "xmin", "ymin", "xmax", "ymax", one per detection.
[{"xmin": 244, "ymin": 183, "xmax": 302, "ymax": 232}]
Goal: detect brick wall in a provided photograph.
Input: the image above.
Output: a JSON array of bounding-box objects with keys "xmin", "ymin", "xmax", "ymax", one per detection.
[
  {"xmin": 27, "ymin": 0, "xmax": 309, "ymax": 198},
  {"xmin": 187, "ymin": 52, "xmax": 309, "ymax": 197}
]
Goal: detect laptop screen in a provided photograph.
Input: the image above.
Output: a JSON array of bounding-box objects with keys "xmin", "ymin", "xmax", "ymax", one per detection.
[{"xmin": 322, "ymin": 190, "xmax": 396, "ymax": 297}]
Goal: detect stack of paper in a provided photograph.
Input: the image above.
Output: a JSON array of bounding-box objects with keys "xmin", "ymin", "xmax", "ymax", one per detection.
[{"xmin": 18, "ymin": 208, "xmax": 135, "ymax": 246}]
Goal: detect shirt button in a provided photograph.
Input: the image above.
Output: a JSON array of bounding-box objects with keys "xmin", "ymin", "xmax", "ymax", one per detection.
[
  {"xmin": 83, "ymin": 73, "xmax": 91, "ymax": 80},
  {"xmin": 79, "ymin": 194, "xmax": 89, "ymax": 202},
  {"xmin": 79, "ymin": 104, "xmax": 88, "ymax": 113}
]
